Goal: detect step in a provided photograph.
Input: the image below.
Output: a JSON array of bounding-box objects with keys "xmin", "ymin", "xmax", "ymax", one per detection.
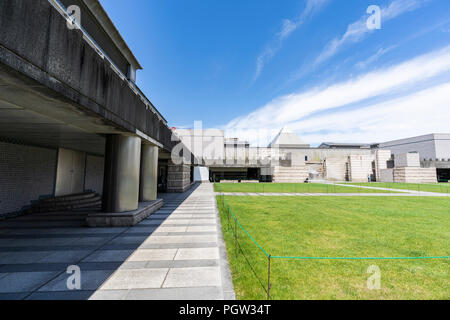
[
  {"xmin": 36, "ymin": 195, "xmax": 102, "ymax": 209},
  {"xmin": 34, "ymin": 200, "xmax": 102, "ymax": 214},
  {"xmin": 39, "ymin": 192, "xmax": 97, "ymax": 204}
]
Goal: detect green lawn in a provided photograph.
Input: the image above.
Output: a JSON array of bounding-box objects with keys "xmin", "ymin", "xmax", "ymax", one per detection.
[
  {"xmin": 214, "ymin": 183, "xmax": 397, "ymax": 193},
  {"xmin": 345, "ymin": 182, "xmax": 450, "ymax": 194},
  {"xmin": 217, "ymin": 196, "xmax": 450, "ymax": 300}
]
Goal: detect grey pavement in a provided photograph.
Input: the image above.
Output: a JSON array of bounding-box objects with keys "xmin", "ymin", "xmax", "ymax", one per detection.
[{"xmin": 0, "ymin": 183, "xmax": 235, "ymax": 300}]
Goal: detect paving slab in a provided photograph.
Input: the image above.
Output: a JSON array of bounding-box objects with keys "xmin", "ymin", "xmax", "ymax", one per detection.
[
  {"xmin": 124, "ymin": 286, "xmax": 223, "ymax": 300},
  {"xmin": 163, "ymin": 266, "xmax": 221, "ymax": 288},
  {"xmin": 100, "ymin": 268, "xmax": 169, "ymax": 290},
  {"xmin": 175, "ymin": 248, "xmax": 219, "ymax": 260},
  {"xmin": 38, "ymin": 270, "xmax": 114, "ymax": 292},
  {"xmin": 81, "ymin": 250, "xmax": 135, "ymax": 263},
  {"xmin": 27, "ymin": 290, "xmax": 95, "ymax": 300},
  {"xmin": 128, "ymin": 249, "xmax": 177, "ymax": 262},
  {"xmin": 89, "ymin": 289, "xmax": 128, "ymax": 300},
  {"xmin": 0, "ymin": 272, "xmax": 59, "ymax": 293}
]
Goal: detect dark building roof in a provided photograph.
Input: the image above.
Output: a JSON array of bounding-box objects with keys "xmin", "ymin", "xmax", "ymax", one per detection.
[{"xmin": 318, "ymin": 142, "xmax": 371, "ymax": 149}]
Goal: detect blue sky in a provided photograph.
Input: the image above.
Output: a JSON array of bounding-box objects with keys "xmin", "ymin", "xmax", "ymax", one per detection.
[{"xmin": 100, "ymin": 0, "xmax": 450, "ymax": 146}]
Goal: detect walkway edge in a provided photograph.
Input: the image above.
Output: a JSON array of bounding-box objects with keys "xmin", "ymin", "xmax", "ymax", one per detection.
[{"xmin": 213, "ymin": 192, "xmax": 236, "ymax": 300}]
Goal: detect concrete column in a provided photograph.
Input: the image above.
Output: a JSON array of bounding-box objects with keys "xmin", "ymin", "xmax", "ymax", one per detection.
[
  {"xmin": 167, "ymin": 161, "xmax": 192, "ymax": 193},
  {"xmin": 139, "ymin": 144, "xmax": 159, "ymax": 201},
  {"xmin": 102, "ymin": 135, "xmax": 141, "ymax": 213}
]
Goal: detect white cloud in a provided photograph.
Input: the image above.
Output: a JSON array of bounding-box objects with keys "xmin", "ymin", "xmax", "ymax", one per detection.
[
  {"xmin": 290, "ymin": 82, "xmax": 450, "ymax": 145},
  {"xmin": 315, "ymin": 0, "xmax": 424, "ymax": 65},
  {"xmin": 225, "ymin": 45, "xmax": 450, "ymax": 146},
  {"xmin": 253, "ymin": 0, "xmax": 330, "ymax": 82},
  {"xmin": 355, "ymin": 46, "xmax": 395, "ymax": 69}
]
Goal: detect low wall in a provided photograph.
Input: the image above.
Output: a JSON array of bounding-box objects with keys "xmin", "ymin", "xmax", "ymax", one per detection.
[{"xmin": 393, "ymin": 167, "xmax": 437, "ymax": 183}]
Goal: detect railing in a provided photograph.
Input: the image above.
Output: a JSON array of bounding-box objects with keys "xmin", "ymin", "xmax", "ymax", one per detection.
[{"xmin": 47, "ymin": 0, "xmax": 167, "ymax": 124}]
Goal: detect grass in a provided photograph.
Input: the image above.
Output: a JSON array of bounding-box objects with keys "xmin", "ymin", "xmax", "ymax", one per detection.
[
  {"xmin": 345, "ymin": 182, "xmax": 450, "ymax": 194},
  {"xmin": 214, "ymin": 183, "xmax": 398, "ymax": 193},
  {"xmin": 217, "ymin": 196, "xmax": 450, "ymax": 300}
]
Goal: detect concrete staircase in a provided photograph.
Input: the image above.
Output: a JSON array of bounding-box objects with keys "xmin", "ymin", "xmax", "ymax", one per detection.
[
  {"xmin": 26, "ymin": 192, "xmax": 102, "ymax": 214},
  {"xmin": 272, "ymin": 166, "xmax": 309, "ymax": 183}
]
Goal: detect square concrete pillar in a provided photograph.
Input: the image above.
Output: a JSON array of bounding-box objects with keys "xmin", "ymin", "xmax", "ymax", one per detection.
[
  {"xmin": 139, "ymin": 144, "xmax": 159, "ymax": 201},
  {"xmin": 102, "ymin": 135, "xmax": 141, "ymax": 213},
  {"xmin": 167, "ymin": 161, "xmax": 192, "ymax": 193}
]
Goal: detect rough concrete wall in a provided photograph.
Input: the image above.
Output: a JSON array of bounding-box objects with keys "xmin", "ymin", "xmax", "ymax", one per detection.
[
  {"xmin": 272, "ymin": 166, "xmax": 309, "ymax": 183},
  {"xmin": 324, "ymin": 158, "xmax": 347, "ymax": 181},
  {"xmin": 380, "ymin": 134, "xmax": 437, "ymax": 160},
  {"xmin": 306, "ymin": 162, "xmax": 324, "ymax": 179},
  {"xmin": 0, "ymin": 0, "xmax": 175, "ymax": 151},
  {"xmin": 167, "ymin": 164, "xmax": 191, "ymax": 193},
  {"xmin": 434, "ymin": 134, "xmax": 450, "ymax": 160},
  {"xmin": 85, "ymin": 155, "xmax": 104, "ymax": 195},
  {"xmin": 348, "ymin": 155, "xmax": 372, "ymax": 182},
  {"xmin": 379, "ymin": 169, "xmax": 394, "ymax": 183},
  {"xmin": 374, "ymin": 150, "xmax": 391, "ymax": 181},
  {"xmin": 393, "ymin": 167, "xmax": 437, "ymax": 183},
  {"xmin": 0, "ymin": 141, "xmax": 57, "ymax": 217},
  {"xmin": 304, "ymin": 149, "xmax": 372, "ymax": 162},
  {"xmin": 395, "ymin": 153, "xmax": 420, "ymax": 168},
  {"xmin": 59, "ymin": 0, "xmax": 129, "ymax": 76}
]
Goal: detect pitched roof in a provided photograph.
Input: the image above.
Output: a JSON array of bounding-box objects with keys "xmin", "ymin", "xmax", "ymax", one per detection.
[{"xmin": 268, "ymin": 128, "xmax": 310, "ymax": 148}]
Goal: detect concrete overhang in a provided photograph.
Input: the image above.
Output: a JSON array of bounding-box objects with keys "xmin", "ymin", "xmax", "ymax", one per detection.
[{"xmin": 82, "ymin": 0, "xmax": 142, "ymax": 71}]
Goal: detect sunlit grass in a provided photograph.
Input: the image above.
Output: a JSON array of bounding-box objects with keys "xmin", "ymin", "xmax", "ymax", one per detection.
[{"xmin": 218, "ymin": 196, "xmax": 450, "ymax": 300}]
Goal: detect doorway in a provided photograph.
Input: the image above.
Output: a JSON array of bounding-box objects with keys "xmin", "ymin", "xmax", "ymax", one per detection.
[{"xmin": 55, "ymin": 148, "xmax": 86, "ymax": 196}]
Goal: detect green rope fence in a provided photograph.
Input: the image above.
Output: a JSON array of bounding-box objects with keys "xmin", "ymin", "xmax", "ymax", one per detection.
[{"xmin": 219, "ymin": 195, "xmax": 450, "ymax": 299}]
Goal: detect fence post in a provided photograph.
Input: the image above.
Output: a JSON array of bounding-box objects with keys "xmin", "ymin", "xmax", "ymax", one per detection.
[
  {"xmin": 227, "ymin": 205, "xmax": 230, "ymax": 229},
  {"xmin": 267, "ymin": 254, "xmax": 271, "ymax": 300},
  {"xmin": 234, "ymin": 218, "xmax": 238, "ymax": 258}
]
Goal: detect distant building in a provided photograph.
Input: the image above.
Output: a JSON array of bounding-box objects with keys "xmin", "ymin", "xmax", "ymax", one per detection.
[
  {"xmin": 377, "ymin": 133, "xmax": 450, "ymax": 161},
  {"xmin": 377, "ymin": 134, "xmax": 450, "ymax": 182},
  {"xmin": 174, "ymin": 128, "xmax": 448, "ymax": 183}
]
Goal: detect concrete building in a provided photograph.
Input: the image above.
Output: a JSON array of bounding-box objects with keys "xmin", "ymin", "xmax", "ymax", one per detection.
[
  {"xmin": 0, "ymin": 0, "xmax": 192, "ymax": 223},
  {"xmin": 174, "ymin": 128, "xmax": 445, "ymax": 184},
  {"xmin": 0, "ymin": 0, "xmax": 447, "ymax": 222},
  {"xmin": 377, "ymin": 134, "xmax": 450, "ymax": 182}
]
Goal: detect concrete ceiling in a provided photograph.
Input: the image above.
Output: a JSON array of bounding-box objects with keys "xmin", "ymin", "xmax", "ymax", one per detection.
[
  {"xmin": 0, "ymin": 67, "xmax": 124, "ymax": 155},
  {"xmin": 0, "ymin": 98, "xmax": 106, "ymax": 155}
]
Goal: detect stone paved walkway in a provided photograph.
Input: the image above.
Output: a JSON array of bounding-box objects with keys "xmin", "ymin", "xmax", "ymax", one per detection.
[
  {"xmin": 0, "ymin": 183, "xmax": 234, "ymax": 300},
  {"xmin": 90, "ymin": 183, "xmax": 235, "ymax": 300}
]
